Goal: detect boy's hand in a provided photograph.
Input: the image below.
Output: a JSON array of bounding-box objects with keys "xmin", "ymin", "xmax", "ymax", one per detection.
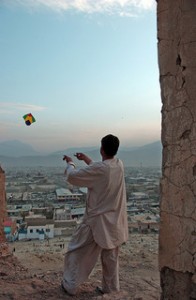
[
  {"xmin": 74, "ymin": 153, "xmax": 92, "ymax": 165},
  {"xmin": 63, "ymin": 155, "xmax": 73, "ymax": 163},
  {"xmin": 74, "ymin": 153, "xmax": 85, "ymax": 161}
]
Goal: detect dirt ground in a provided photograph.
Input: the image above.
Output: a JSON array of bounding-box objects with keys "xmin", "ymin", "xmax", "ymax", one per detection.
[{"xmin": 0, "ymin": 233, "xmax": 161, "ymax": 300}]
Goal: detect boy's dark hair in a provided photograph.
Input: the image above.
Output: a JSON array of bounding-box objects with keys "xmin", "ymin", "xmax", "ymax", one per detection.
[{"xmin": 101, "ymin": 134, "xmax": 120, "ymax": 157}]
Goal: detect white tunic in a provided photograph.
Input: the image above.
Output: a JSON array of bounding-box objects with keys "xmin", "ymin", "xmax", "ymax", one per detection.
[{"xmin": 65, "ymin": 158, "xmax": 128, "ymax": 249}]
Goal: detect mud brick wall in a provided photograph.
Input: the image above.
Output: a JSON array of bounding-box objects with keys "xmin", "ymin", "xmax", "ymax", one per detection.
[
  {"xmin": 0, "ymin": 166, "xmax": 9, "ymax": 257},
  {"xmin": 157, "ymin": 1, "xmax": 196, "ymax": 299}
]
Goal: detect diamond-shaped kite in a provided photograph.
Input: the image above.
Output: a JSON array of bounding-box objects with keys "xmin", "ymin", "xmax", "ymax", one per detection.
[{"xmin": 23, "ymin": 113, "xmax": 36, "ymax": 126}]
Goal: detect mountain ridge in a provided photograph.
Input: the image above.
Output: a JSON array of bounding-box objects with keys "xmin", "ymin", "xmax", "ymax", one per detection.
[
  {"xmin": 0, "ymin": 140, "xmax": 162, "ymax": 168},
  {"xmin": 0, "ymin": 140, "xmax": 39, "ymax": 157}
]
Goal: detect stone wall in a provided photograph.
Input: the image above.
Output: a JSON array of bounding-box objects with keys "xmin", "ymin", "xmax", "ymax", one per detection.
[
  {"xmin": 0, "ymin": 166, "xmax": 8, "ymax": 256},
  {"xmin": 157, "ymin": 1, "xmax": 196, "ymax": 299}
]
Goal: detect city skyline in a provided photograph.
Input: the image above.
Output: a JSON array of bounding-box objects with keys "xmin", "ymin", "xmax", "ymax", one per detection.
[{"xmin": 0, "ymin": 0, "xmax": 161, "ymax": 152}]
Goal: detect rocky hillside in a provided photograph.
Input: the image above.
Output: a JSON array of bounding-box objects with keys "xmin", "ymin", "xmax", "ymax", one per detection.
[{"xmin": 0, "ymin": 234, "xmax": 160, "ymax": 300}]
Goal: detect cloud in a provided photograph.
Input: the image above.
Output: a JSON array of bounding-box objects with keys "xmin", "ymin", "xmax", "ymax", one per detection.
[
  {"xmin": 0, "ymin": 102, "xmax": 46, "ymax": 114},
  {"xmin": 4, "ymin": 0, "xmax": 156, "ymax": 16}
]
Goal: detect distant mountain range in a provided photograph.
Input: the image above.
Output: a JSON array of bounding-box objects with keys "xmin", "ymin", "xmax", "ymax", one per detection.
[
  {"xmin": 0, "ymin": 140, "xmax": 39, "ymax": 156},
  {"xmin": 0, "ymin": 140, "xmax": 162, "ymax": 168}
]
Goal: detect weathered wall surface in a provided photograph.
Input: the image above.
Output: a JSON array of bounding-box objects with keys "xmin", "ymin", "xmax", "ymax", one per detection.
[
  {"xmin": 0, "ymin": 166, "xmax": 8, "ymax": 256},
  {"xmin": 157, "ymin": 0, "xmax": 196, "ymax": 298},
  {"xmin": 0, "ymin": 166, "xmax": 6, "ymax": 241}
]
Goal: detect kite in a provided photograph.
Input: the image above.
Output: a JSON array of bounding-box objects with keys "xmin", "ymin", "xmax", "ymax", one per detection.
[{"xmin": 23, "ymin": 113, "xmax": 36, "ymax": 126}]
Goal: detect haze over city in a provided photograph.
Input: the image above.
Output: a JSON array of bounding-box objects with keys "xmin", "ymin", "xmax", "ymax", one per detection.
[{"xmin": 0, "ymin": 0, "xmax": 161, "ymax": 153}]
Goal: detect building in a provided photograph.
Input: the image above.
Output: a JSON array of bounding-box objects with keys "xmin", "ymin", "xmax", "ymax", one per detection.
[
  {"xmin": 54, "ymin": 207, "xmax": 72, "ymax": 220},
  {"xmin": 27, "ymin": 224, "xmax": 54, "ymax": 240},
  {"xmin": 54, "ymin": 219, "xmax": 77, "ymax": 237},
  {"xmin": 56, "ymin": 188, "xmax": 83, "ymax": 202},
  {"xmin": 3, "ymin": 218, "xmax": 17, "ymax": 241},
  {"xmin": 18, "ymin": 215, "xmax": 55, "ymax": 240},
  {"xmin": 71, "ymin": 207, "xmax": 85, "ymax": 219}
]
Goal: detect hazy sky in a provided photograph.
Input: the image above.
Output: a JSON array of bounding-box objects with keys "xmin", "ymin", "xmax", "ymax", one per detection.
[{"xmin": 0, "ymin": 0, "xmax": 161, "ymax": 153}]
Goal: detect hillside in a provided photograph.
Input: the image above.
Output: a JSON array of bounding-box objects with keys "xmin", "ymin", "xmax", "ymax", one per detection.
[
  {"xmin": 0, "ymin": 234, "xmax": 160, "ymax": 300},
  {"xmin": 0, "ymin": 140, "xmax": 162, "ymax": 168},
  {"xmin": 0, "ymin": 140, "xmax": 39, "ymax": 157}
]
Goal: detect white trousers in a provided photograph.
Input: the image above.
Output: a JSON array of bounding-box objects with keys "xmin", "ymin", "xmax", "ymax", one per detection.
[{"xmin": 62, "ymin": 223, "xmax": 119, "ymax": 295}]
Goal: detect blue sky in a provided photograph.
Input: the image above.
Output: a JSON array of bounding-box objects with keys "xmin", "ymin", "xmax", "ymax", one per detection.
[{"xmin": 0, "ymin": 0, "xmax": 161, "ymax": 153}]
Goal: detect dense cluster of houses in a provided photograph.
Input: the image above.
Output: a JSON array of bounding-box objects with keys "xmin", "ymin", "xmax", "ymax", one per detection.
[{"xmin": 4, "ymin": 166, "xmax": 160, "ymax": 242}]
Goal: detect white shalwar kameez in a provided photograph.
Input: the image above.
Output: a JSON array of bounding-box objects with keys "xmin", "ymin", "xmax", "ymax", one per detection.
[{"xmin": 62, "ymin": 158, "xmax": 128, "ymax": 295}]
